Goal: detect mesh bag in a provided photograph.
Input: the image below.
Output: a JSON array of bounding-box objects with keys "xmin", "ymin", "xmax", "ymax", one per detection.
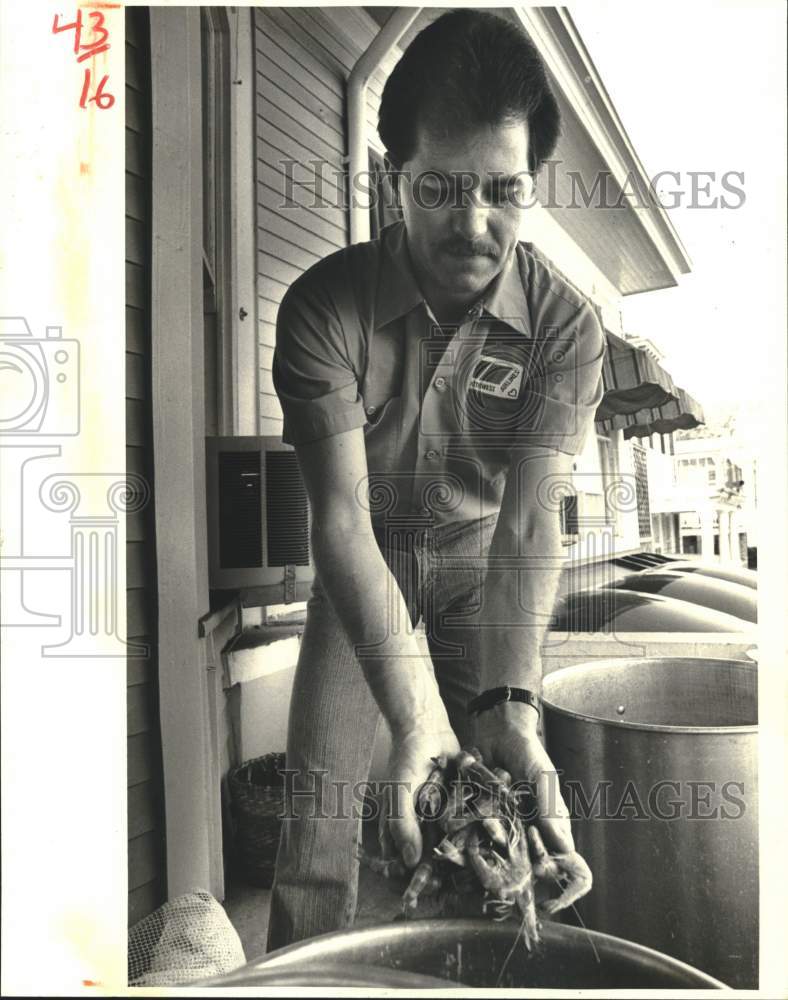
[{"xmin": 128, "ymin": 890, "xmax": 246, "ymax": 986}]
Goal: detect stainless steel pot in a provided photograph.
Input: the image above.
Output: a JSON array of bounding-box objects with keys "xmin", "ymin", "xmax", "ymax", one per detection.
[
  {"xmin": 196, "ymin": 960, "xmax": 452, "ymax": 988},
  {"xmin": 201, "ymin": 919, "xmax": 725, "ymax": 988},
  {"xmin": 542, "ymin": 657, "xmax": 757, "ymax": 989}
]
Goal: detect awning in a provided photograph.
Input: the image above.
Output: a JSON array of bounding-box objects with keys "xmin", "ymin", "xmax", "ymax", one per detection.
[
  {"xmin": 592, "ymin": 323, "xmax": 704, "ymax": 438},
  {"xmin": 601, "ymin": 386, "xmax": 705, "ymax": 439},
  {"xmin": 642, "ymin": 388, "xmax": 704, "ymax": 435},
  {"xmin": 595, "ymin": 331, "xmax": 677, "ymax": 420}
]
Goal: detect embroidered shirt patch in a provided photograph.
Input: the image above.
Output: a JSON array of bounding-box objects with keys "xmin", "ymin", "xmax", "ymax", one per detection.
[{"xmin": 469, "ymin": 355, "xmax": 524, "ymax": 399}]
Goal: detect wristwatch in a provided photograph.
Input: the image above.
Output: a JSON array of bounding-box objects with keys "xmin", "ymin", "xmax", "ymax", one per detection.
[{"xmin": 467, "ymin": 686, "xmax": 540, "ymax": 717}]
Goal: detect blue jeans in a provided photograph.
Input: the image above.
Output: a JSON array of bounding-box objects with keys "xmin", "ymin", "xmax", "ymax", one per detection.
[{"xmin": 267, "ymin": 514, "xmax": 499, "ymax": 950}]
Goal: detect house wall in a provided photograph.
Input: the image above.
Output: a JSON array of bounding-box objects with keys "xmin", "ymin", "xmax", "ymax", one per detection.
[
  {"xmin": 255, "ymin": 8, "xmax": 353, "ymax": 434},
  {"xmin": 125, "ymin": 6, "xmax": 167, "ymax": 925}
]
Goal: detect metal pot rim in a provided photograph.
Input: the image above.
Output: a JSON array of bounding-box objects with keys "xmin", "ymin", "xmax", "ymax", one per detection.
[
  {"xmin": 254, "ymin": 918, "xmax": 727, "ymax": 989},
  {"xmin": 541, "ymin": 657, "xmax": 758, "ymax": 734}
]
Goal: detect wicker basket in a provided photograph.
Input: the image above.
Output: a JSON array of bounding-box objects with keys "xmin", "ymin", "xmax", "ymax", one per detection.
[{"xmin": 228, "ymin": 752, "xmax": 286, "ymax": 888}]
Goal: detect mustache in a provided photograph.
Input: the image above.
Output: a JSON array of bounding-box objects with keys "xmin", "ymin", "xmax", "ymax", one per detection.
[{"xmin": 441, "ymin": 239, "xmax": 498, "ymax": 258}]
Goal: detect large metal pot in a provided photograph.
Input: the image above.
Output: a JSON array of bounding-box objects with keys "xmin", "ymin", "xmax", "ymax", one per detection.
[
  {"xmin": 542, "ymin": 657, "xmax": 757, "ymax": 989},
  {"xmin": 201, "ymin": 920, "xmax": 725, "ymax": 988}
]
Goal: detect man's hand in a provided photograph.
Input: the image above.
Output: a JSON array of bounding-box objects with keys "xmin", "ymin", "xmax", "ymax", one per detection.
[
  {"xmin": 474, "ymin": 702, "xmax": 592, "ymax": 911},
  {"xmin": 476, "ymin": 707, "xmax": 572, "ymax": 851},
  {"xmin": 379, "ymin": 689, "xmax": 460, "ymax": 870}
]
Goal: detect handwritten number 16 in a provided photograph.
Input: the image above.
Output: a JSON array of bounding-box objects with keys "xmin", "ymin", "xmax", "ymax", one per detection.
[{"xmin": 79, "ymin": 69, "xmax": 114, "ymax": 110}]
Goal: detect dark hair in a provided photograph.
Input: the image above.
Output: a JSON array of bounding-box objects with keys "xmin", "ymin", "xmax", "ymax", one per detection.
[{"xmin": 378, "ymin": 9, "xmax": 560, "ymax": 172}]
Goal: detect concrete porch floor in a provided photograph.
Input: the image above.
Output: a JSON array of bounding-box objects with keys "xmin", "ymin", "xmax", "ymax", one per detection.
[
  {"xmin": 224, "ymin": 859, "xmax": 408, "ymax": 964},
  {"xmin": 223, "ymin": 820, "xmax": 445, "ymax": 964}
]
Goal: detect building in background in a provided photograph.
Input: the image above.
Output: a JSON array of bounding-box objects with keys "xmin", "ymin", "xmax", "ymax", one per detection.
[{"xmin": 647, "ymin": 423, "xmax": 755, "ymax": 567}]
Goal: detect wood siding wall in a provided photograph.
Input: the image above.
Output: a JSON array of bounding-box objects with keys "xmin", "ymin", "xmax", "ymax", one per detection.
[
  {"xmin": 253, "ymin": 8, "xmax": 394, "ymax": 435},
  {"xmin": 125, "ymin": 7, "xmax": 167, "ymax": 925}
]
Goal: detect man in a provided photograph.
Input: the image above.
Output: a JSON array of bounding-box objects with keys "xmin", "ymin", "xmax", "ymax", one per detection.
[{"xmin": 268, "ymin": 9, "xmax": 605, "ymax": 949}]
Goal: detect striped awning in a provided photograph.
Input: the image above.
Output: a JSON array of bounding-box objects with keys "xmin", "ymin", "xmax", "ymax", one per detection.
[
  {"xmin": 601, "ymin": 386, "xmax": 705, "ymax": 439},
  {"xmin": 595, "ymin": 331, "xmax": 677, "ymax": 421},
  {"xmin": 592, "ymin": 325, "xmax": 704, "ymax": 438}
]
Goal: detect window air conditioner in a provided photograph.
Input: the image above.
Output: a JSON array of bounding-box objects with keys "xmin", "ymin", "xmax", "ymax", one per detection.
[{"xmin": 206, "ymin": 436, "xmax": 313, "ymax": 603}]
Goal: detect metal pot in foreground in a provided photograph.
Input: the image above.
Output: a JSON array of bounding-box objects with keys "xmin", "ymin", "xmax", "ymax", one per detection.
[
  {"xmin": 542, "ymin": 657, "xmax": 757, "ymax": 989},
  {"xmin": 200, "ymin": 919, "xmax": 725, "ymax": 988}
]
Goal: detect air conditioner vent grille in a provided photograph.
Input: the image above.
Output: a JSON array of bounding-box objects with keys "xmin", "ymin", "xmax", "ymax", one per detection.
[
  {"xmin": 266, "ymin": 451, "xmax": 310, "ymax": 567},
  {"xmin": 218, "ymin": 451, "xmax": 263, "ymax": 568}
]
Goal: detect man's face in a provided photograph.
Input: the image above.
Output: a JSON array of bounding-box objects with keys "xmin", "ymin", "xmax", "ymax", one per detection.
[{"xmin": 396, "ymin": 120, "xmax": 533, "ymax": 306}]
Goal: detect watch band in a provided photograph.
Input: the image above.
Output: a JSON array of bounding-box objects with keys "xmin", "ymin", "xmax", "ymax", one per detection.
[{"xmin": 467, "ymin": 686, "xmax": 540, "ymax": 717}]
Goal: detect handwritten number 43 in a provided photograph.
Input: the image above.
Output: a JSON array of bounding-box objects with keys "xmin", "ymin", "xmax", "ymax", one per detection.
[
  {"xmin": 53, "ymin": 10, "xmax": 115, "ymax": 109},
  {"xmin": 52, "ymin": 10, "xmax": 109, "ymax": 60}
]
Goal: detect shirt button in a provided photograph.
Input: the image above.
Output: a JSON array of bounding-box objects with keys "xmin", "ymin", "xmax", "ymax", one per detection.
[
  {"xmin": 425, "ymin": 449, "xmax": 439, "ymax": 461},
  {"xmin": 434, "ymin": 376, "xmax": 447, "ymax": 391},
  {"xmin": 366, "ymin": 404, "xmax": 377, "ymax": 416},
  {"xmin": 554, "ymin": 373, "xmax": 564, "ymax": 383}
]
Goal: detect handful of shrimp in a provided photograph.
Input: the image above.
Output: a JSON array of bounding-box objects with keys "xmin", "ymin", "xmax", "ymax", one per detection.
[{"xmin": 359, "ymin": 747, "xmax": 592, "ymax": 950}]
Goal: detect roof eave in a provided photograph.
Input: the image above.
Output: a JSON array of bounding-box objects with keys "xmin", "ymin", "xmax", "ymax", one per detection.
[{"xmin": 516, "ymin": 6, "xmax": 693, "ymax": 283}]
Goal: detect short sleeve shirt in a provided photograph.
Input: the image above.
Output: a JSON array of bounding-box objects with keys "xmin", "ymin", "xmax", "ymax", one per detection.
[{"xmin": 273, "ymin": 221, "xmax": 606, "ymax": 527}]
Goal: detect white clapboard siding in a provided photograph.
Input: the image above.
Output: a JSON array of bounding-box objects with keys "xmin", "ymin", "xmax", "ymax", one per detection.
[
  {"xmin": 255, "ymin": 7, "xmax": 356, "ymax": 432},
  {"xmin": 254, "ymin": 7, "xmax": 421, "ymax": 432}
]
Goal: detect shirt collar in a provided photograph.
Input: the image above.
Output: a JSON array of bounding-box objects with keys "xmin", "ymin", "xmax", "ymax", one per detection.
[
  {"xmin": 375, "ymin": 220, "xmax": 530, "ymax": 335},
  {"xmin": 477, "ymin": 244, "xmax": 531, "ymax": 336},
  {"xmin": 375, "ymin": 221, "xmax": 425, "ymax": 328}
]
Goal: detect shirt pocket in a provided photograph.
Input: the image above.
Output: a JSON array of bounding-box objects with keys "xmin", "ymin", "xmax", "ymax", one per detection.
[{"xmin": 363, "ymin": 394, "xmax": 402, "ymax": 473}]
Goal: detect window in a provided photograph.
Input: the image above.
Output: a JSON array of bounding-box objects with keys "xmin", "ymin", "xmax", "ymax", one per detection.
[
  {"xmin": 597, "ymin": 434, "xmax": 618, "ymax": 528},
  {"xmin": 631, "ymin": 443, "xmax": 652, "ymax": 540},
  {"xmin": 559, "ymin": 493, "xmax": 579, "ymax": 542},
  {"xmin": 652, "ymin": 513, "xmax": 662, "ymax": 553}
]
